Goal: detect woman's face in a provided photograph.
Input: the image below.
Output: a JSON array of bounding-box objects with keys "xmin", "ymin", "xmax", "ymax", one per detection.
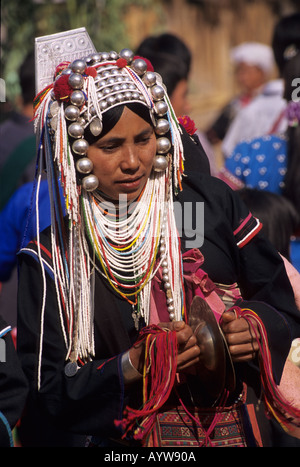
[{"xmin": 87, "ymin": 107, "xmax": 157, "ymax": 201}]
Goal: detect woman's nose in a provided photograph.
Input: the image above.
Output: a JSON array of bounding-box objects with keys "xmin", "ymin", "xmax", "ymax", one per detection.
[{"xmin": 120, "ymin": 146, "xmax": 140, "ymax": 172}]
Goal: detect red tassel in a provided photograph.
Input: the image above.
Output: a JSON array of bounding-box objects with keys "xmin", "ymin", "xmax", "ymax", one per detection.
[
  {"xmin": 115, "ymin": 325, "xmax": 178, "ymax": 442},
  {"xmin": 233, "ymin": 306, "xmax": 300, "ymax": 433}
]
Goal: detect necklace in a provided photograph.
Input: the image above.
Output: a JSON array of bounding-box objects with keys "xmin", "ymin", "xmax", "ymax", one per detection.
[{"xmin": 81, "ymin": 167, "xmax": 184, "ymax": 326}]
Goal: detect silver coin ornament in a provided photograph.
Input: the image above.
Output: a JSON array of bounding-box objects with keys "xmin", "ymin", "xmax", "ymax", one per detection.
[
  {"xmin": 89, "ymin": 118, "xmax": 103, "ymax": 137},
  {"xmin": 64, "ymin": 361, "xmax": 79, "ymax": 377}
]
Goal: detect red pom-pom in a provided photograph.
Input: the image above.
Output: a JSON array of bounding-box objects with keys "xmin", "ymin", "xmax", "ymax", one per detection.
[
  {"xmin": 134, "ymin": 56, "xmax": 154, "ymax": 72},
  {"xmin": 53, "ymin": 74, "xmax": 73, "ymax": 102},
  {"xmin": 116, "ymin": 57, "xmax": 128, "ymax": 68},
  {"xmin": 178, "ymin": 115, "xmax": 197, "ymax": 135},
  {"xmin": 85, "ymin": 66, "xmax": 97, "ymax": 78}
]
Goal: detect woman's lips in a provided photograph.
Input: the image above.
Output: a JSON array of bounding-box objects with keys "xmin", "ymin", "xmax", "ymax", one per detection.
[{"xmin": 115, "ymin": 175, "xmax": 144, "ymax": 191}]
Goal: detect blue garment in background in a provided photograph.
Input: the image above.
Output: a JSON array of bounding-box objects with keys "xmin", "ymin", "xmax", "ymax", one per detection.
[
  {"xmin": 0, "ymin": 180, "xmax": 63, "ymax": 282},
  {"xmin": 225, "ymin": 134, "xmax": 287, "ymax": 194}
]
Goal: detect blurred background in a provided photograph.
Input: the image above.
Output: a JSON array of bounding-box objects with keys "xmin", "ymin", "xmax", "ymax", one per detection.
[{"xmin": 2, "ymin": 0, "xmax": 300, "ymax": 134}]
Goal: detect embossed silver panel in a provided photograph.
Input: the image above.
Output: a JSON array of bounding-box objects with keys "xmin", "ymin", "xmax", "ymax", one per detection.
[{"xmin": 35, "ymin": 27, "xmax": 96, "ymax": 93}]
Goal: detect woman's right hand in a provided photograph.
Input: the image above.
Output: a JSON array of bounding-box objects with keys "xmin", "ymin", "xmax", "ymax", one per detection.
[{"xmin": 129, "ymin": 321, "xmax": 200, "ymax": 374}]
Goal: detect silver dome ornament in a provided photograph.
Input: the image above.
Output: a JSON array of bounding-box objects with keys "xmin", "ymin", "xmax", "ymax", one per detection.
[
  {"xmin": 109, "ymin": 51, "xmax": 119, "ymax": 60},
  {"xmin": 82, "ymin": 174, "xmax": 99, "ymax": 192},
  {"xmin": 68, "ymin": 73, "xmax": 84, "ymax": 89},
  {"xmin": 76, "ymin": 157, "xmax": 93, "ymax": 174},
  {"xmin": 155, "ymin": 118, "xmax": 170, "ymax": 135},
  {"xmin": 64, "ymin": 105, "xmax": 80, "ymax": 121},
  {"xmin": 89, "ymin": 118, "xmax": 103, "ymax": 137},
  {"xmin": 101, "ymin": 52, "xmax": 110, "ymax": 61},
  {"xmin": 72, "ymin": 139, "xmax": 89, "ymax": 155},
  {"xmin": 131, "ymin": 58, "xmax": 147, "ymax": 76},
  {"xmin": 68, "ymin": 122, "xmax": 84, "ymax": 139},
  {"xmin": 151, "ymin": 85, "xmax": 165, "ymax": 101},
  {"xmin": 143, "ymin": 71, "xmax": 157, "ymax": 87},
  {"xmin": 153, "ymin": 155, "xmax": 168, "ymax": 172},
  {"xmin": 154, "ymin": 101, "xmax": 168, "ymax": 116},
  {"xmin": 70, "ymin": 90, "xmax": 86, "ymax": 107},
  {"xmin": 156, "ymin": 137, "xmax": 171, "ymax": 154},
  {"xmin": 119, "ymin": 48, "xmax": 134, "ymax": 64},
  {"xmin": 71, "ymin": 59, "xmax": 86, "ymax": 74}
]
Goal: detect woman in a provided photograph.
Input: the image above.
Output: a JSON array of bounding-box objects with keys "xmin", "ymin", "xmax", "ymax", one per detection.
[{"xmin": 17, "ymin": 36, "xmax": 300, "ymax": 447}]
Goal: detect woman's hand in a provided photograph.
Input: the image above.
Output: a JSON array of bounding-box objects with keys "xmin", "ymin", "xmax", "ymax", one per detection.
[
  {"xmin": 129, "ymin": 321, "xmax": 200, "ymax": 375},
  {"xmin": 220, "ymin": 310, "xmax": 260, "ymax": 362}
]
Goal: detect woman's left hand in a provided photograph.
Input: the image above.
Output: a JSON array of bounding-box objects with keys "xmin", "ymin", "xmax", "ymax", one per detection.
[{"xmin": 220, "ymin": 310, "xmax": 260, "ymax": 362}]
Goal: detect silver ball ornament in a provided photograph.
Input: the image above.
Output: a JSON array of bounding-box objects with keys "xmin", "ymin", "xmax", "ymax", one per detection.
[
  {"xmin": 155, "ymin": 119, "xmax": 170, "ymax": 135},
  {"xmin": 70, "ymin": 90, "xmax": 86, "ymax": 107},
  {"xmin": 119, "ymin": 48, "xmax": 134, "ymax": 64},
  {"xmin": 68, "ymin": 73, "xmax": 84, "ymax": 89},
  {"xmin": 143, "ymin": 71, "xmax": 157, "ymax": 87},
  {"xmin": 72, "ymin": 139, "xmax": 89, "ymax": 155},
  {"xmin": 71, "ymin": 59, "xmax": 86, "ymax": 74},
  {"xmin": 151, "ymin": 85, "xmax": 165, "ymax": 101},
  {"xmin": 131, "ymin": 58, "xmax": 147, "ymax": 76},
  {"xmin": 68, "ymin": 122, "xmax": 84, "ymax": 139},
  {"xmin": 76, "ymin": 157, "xmax": 93, "ymax": 174},
  {"xmin": 82, "ymin": 174, "xmax": 99, "ymax": 192},
  {"xmin": 156, "ymin": 137, "xmax": 171, "ymax": 154},
  {"xmin": 153, "ymin": 155, "xmax": 168, "ymax": 172},
  {"xmin": 64, "ymin": 105, "xmax": 80, "ymax": 121},
  {"xmin": 154, "ymin": 101, "xmax": 168, "ymax": 116}
]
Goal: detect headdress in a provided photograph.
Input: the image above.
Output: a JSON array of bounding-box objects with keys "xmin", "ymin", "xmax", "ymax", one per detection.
[{"xmin": 33, "ymin": 28, "xmax": 185, "ymax": 380}]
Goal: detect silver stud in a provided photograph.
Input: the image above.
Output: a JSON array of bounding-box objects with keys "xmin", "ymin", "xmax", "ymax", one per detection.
[
  {"xmin": 101, "ymin": 52, "xmax": 110, "ymax": 61},
  {"xmin": 76, "ymin": 157, "xmax": 93, "ymax": 174},
  {"xmin": 72, "ymin": 139, "xmax": 89, "ymax": 155},
  {"xmin": 82, "ymin": 174, "xmax": 99, "ymax": 191},
  {"xmin": 109, "ymin": 51, "xmax": 119, "ymax": 60}
]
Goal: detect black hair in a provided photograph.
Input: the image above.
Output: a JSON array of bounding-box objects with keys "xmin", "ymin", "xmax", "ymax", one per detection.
[
  {"xmin": 272, "ymin": 13, "xmax": 300, "ymax": 75},
  {"xmin": 237, "ymin": 188, "xmax": 299, "ymax": 260},
  {"xmin": 135, "ymin": 33, "xmax": 191, "ymax": 96},
  {"xmin": 84, "ymin": 102, "xmax": 154, "ymax": 145},
  {"xmin": 281, "ymin": 51, "xmax": 300, "ymax": 219}
]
